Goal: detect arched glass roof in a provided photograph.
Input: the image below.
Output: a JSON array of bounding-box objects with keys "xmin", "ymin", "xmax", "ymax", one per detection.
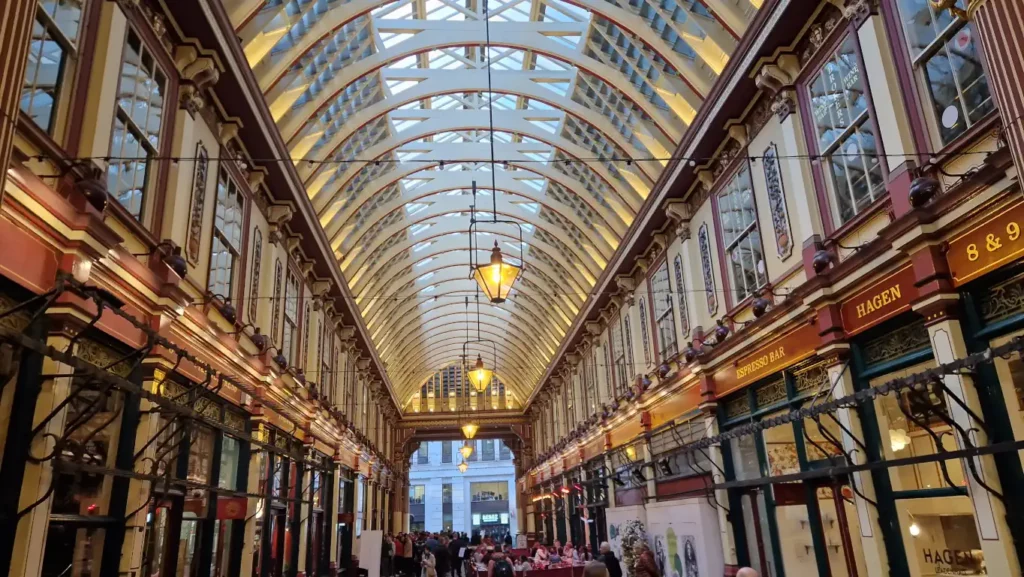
[{"xmin": 231, "ymin": 0, "xmax": 759, "ymax": 408}]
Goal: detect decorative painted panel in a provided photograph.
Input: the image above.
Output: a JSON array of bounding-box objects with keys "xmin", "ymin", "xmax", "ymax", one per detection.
[
  {"xmin": 638, "ymin": 297, "xmax": 651, "ymax": 366},
  {"xmin": 762, "ymin": 143, "xmax": 793, "ymax": 258},
  {"xmin": 248, "ymin": 227, "xmax": 262, "ymax": 323},
  {"xmin": 186, "ymin": 143, "xmax": 209, "ymax": 263},
  {"xmin": 698, "ymin": 223, "xmax": 718, "ymax": 315},
  {"xmin": 272, "ymin": 259, "xmax": 283, "ymax": 344},
  {"xmin": 302, "ymin": 302, "xmax": 312, "ymax": 372},
  {"xmin": 673, "ymin": 254, "xmax": 690, "ymax": 338}
]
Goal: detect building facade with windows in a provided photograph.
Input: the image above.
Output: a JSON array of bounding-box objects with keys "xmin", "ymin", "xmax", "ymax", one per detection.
[{"xmin": 409, "ymin": 440, "xmax": 517, "ymax": 536}]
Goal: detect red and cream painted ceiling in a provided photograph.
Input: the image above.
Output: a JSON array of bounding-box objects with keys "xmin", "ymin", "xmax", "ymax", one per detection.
[{"xmin": 228, "ymin": 0, "xmax": 760, "ymax": 412}]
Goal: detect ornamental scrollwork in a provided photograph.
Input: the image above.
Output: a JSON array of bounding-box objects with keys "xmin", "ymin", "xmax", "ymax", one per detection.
[
  {"xmin": 698, "ymin": 223, "xmax": 718, "ymax": 315},
  {"xmin": 762, "ymin": 144, "xmax": 793, "ymax": 259}
]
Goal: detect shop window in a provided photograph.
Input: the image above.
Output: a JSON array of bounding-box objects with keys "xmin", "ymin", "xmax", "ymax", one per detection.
[
  {"xmin": 471, "ymin": 481, "xmax": 508, "ymax": 502},
  {"xmin": 209, "ymin": 168, "xmax": 245, "ymax": 298},
  {"xmin": 282, "ymin": 271, "xmax": 300, "ymax": 364},
  {"xmin": 715, "ymin": 164, "xmax": 767, "ymax": 303},
  {"xmin": 871, "ymin": 362, "xmax": 967, "ymax": 491},
  {"xmin": 187, "ymin": 426, "xmax": 215, "ymax": 485},
  {"xmin": 356, "ymin": 478, "xmax": 364, "ymax": 536},
  {"xmin": 410, "ymin": 485, "xmax": 425, "ymax": 505},
  {"xmin": 650, "ymin": 260, "xmax": 678, "ymax": 360},
  {"xmin": 805, "ymin": 34, "xmax": 885, "ymax": 226},
  {"xmin": 108, "ymin": 28, "xmax": 167, "ymax": 220},
  {"xmin": 894, "ymin": 1, "xmax": 994, "ymax": 145},
  {"xmin": 442, "ymin": 483, "xmax": 453, "ymax": 503},
  {"xmin": 21, "ymin": 0, "xmax": 83, "ymax": 134}
]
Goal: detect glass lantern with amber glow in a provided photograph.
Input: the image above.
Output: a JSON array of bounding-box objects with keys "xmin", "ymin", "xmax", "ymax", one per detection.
[
  {"xmin": 474, "ymin": 241, "xmax": 521, "ymax": 303},
  {"xmin": 461, "ymin": 422, "xmax": 479, "ymax": 439},
  {"xmin": 458, "ymin": 460, "xmax": 469, "ymax": 474},
  {"xmin": 460, "ymin": 443, "xmax": 474, "ymax": 460},
  {"xmin": 467, "ymin": 355, "xmax": 494, "ymax": 392}
]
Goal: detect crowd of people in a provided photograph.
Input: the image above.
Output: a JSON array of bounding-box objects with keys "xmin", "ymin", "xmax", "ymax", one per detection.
[{"xmin": 374, "ymin": 532, "xmax": 760, "ymax": 577}]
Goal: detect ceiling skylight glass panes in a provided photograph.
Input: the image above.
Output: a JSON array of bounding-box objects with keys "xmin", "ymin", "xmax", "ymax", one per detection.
[{"xmin": 232, "ymin": 0, "xmax": 759, "ymax": 409}]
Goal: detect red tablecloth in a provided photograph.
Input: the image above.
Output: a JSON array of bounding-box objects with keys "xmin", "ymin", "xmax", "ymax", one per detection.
[{"xmin": 475, "ymin": 566, "xmax": 585, "ymax": 577}]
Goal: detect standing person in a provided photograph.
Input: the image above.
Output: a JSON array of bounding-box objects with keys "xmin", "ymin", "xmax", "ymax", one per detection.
[
  {"xmin": 735, "ymin": 570, "xmax": 758, "ymax": 577},
  {"xmin": 422, "ymin": 549, "xmax": 437, "ymax": 577},
  {"xmin": 382, "ymin": 534, "xmax": 394, "ymax": 577},
  {"xmin": 404, "ymin": 533, "xmax": 415, "ymax": 576},
  {"xmin": 598, "ymin": 542, "xmax": 622, "ymax": 577},
  {"xmin": 633, "ymin": 544, "xmax": 660, "ymax": 577},
  {"xmin": 449, "ymin": 531, "xmax": 466, "ymax": 577},
  {"xmin": 435, "ymin": 536, "xmax": 453, "ymax": 577},
  {"xmin": 395, "ymin": 534, "xmax": 406, "ymax": 576},
  {"xmin": 426, "ymin": 533, "xmax": 441, "ymax": 553}
]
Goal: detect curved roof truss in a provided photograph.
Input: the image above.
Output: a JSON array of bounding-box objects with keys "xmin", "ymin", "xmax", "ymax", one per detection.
[{"xmin": 233, "ymin": 0, "xmax": 759, "ymax": 407}]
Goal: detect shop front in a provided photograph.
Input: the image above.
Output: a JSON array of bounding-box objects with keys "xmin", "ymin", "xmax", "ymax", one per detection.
[
  {"xmin": 583, "ymin": 459, "xmax": 608, "ymax": 553},
  {"xmin": 252, "ymin": 426, "xmax": 305, "ymax": 577}
]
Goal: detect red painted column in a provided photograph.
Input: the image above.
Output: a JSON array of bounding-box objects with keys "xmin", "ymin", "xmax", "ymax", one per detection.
[
  {"xmin": 971, "ymin": 1, "xmax": 1024, "ymax": 178},
  {"xmin": 0, "ymin": 0, "xmax": 36, "ymax": 206}
]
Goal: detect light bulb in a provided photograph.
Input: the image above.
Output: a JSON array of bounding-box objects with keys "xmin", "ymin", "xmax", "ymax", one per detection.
[
  {"xmin": 491, "ymin": 267, "xmax": 502, "ymax": 283},
  {"xmin": 909, "ymin": 522, "xmax": 921, "ymax": 537}
]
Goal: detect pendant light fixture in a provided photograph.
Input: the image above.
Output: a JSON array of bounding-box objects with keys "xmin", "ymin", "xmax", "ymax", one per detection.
[
  {"xmin": 474, "ymin": 241, "xmax": 521, "ymax": 303},
  {"xmin": 458, "ymin": 460, "xmax": 469, "ymax": 474},
  {"xmin": 467, "ymin": 354, "xmax": 494, "ymax": 392},
  {"xmin": 461, "ymin": 422, "xmax": 479, "ymax": 439},
  {"xmin": 460, "ymin": 443, "xmax": 475, "ymax": 460}
]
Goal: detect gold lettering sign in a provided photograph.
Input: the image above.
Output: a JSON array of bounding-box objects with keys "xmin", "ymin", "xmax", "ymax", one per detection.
[
  {"xmin": 948, "ymin": 198, "xmax": 1024, "ymax": 287},
  {"xmin": 713, "ymin": 323, "xmax": 818, "ymax": 397},
  {"xmin": 840, "ymin": 265, "xmax": 917, "ymax": 336}
]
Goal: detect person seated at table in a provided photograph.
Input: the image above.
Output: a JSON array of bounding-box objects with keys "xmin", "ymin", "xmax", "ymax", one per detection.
[
  {"xmin": 515, "ymin": 556, "xmax": 534, "ymax": 572},
  {"xmin": 583, "ymin": 561, "xmax": 609, "ymax": 577},
  {"xmin": 488, "ymin": 548, "xmax": 514, "ymax": 577},
  {"xmin": 562, "ymin": 544, "xmax": 579, "ymax": 564},
  {"xmin": 533, "ymin": 545, "xmax": 550, "ymax": 564},
  {"xmin": 579, "ymin": 546, "xmax": 593, "ymax": 562}
]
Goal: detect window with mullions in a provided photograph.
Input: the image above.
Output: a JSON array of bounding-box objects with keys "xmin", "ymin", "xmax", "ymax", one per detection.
[
  {"xmin": 610, "ymin": 315, "xmax": 627, "ymax": 397},
  {"xmin": 208, "ymin": 168, "xmax": 245, "ymax": 298},
  {"xmin": 894, "ymin": 1, "xmax": 993, "ymax": 145},
  {"xmin": 282, "ymin": 271, "xmax": 300, "ymax": 364},
  {"xmin": 410, "ymin": 485, "xmax": 425, "ymax": 505},
  {"xmin": 499, "ymin": 440, "xmax": 512, "ymax": 460},
  {"xmin": 108, "ymin": 28, "xmax": 166, "ymax": 220},
  {"xmin": 638, "ymin": 297, "xmax": 652, "ymax": 365},
  {"xmin": 650, "ymin": 260, "xmax": 678, "ymax": 360},
  {"xmin": 21, "ymin": 0, "xmax": 84, "ymax": 134},
  {"xmin": 482, "ymin": 439, "xmax": 495, "ymax": 460},
  {"xmin": 716, "ymin": 165, "xmax": 767, "ymax": 302},
  {"xmin": 442, "ymin": 440, "xmax": 453, "ymax": 463},
  {"xmin": 807, "ymin": 34, "xmax": 886, "ymax": 226}
]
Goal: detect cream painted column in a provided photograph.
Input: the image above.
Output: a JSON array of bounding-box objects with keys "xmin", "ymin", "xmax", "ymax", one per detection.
[
  {"xmin": 640, "ymin": 437, "xmax": 656, "ymax": 497},
  {"xmin": 0, "ymin": 0, "xmax": 36, "ymax": 206},
  {"xmin": 918, "ymin": 302, "xmax": 1021, "ymax": 576},
  {"xmin": 8, "ymin": 331, "xmax": 75, "ymax": 577},
  {"xmin": 330, "ymin": 457, "xmax": 342, "ymax": 568},
  {"xmin": 700, "ymin": 403, "xmax": 737, "ymax": 568},
  {"xmin": 297, "ymin": 463, "xmax": 312, "ymax": 572},
  {"xmin": 120, "ymin": 366, "xmax": 174, "ymax": 577},
  {"xmin": 239, "ymin": 424, "xmax": 267, "ymax": 577},
  {"xmin": 76, "ymin": 1, "xmax": 126, "ymax": 160},
  {"xmin": 822, "ymin": 352, "xmax": 890, "ymax": 577},
  {"xmin": 855, "ymin": 13, "xmax": 918, "ymax": 172}
]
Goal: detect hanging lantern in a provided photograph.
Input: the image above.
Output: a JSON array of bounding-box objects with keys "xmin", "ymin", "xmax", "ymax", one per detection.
[
  {"xmin": 461, "ymin": 422, "xmax": 479, "ymax": 439},
  {"xmin": 458, "ymin": 460, "xmax": 469, "ymax": 474},
  {"xmin": 460, "ymin": 443, "xmax": 475, "ymax": 460},
  {"xmin": 467, "ymin": 355, "xmax": 494, "ymax": 392},
  {"xmin": 473, "ymin": 241, "xmax": 521, "ymax": 303}
]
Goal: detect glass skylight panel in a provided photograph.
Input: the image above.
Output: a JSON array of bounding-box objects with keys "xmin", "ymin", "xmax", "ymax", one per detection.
[
  {"xmin": 373, "ymin": 2, "xmax": 414, "ymax": 18},
  {"xmin": 416, "ymin": 257, "xmax": 435, "ymax": 267},
  {"xmin": 417, "ymin": 271, "xmax": 436, "ymax": 282},
  {"xmin": 391, "ymin": 54, "xmax": 419, "ymax": 69},
  {"xmin": 380, "ymin": 32, "xmax": 414, "ymax": 48},
  {"xmin": 413, "ymin": 240, "xmax": 434, "ymax": 252},
  {"xmin": 410, "ymin": 223, "xmax": 432, "ymax": 235}
]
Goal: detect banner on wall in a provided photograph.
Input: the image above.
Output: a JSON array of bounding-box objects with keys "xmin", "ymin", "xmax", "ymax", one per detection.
[
  {"xmin": 645, "ymin": 499, "xmax": 723, "ymax": 577},
  {"xmin": 606, "ymin": 505, "xmax": 648, "ymax": 577}
]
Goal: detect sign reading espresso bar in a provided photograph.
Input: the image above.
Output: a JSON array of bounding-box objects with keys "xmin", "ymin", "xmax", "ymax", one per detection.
[
  {"xmin": 840, "ymin": 265, "xmax": 917, "ymax": 336},
  {"xmin": 713, "ymin": 323, "xmax": 818, "ymax": 397}
]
